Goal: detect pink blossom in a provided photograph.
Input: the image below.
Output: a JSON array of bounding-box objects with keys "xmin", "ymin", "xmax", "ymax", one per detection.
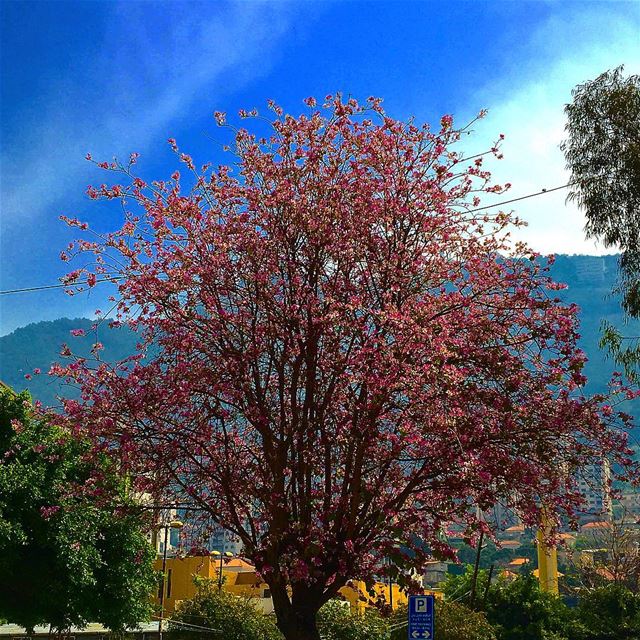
[
  {"xmin": 56, "ymin": 96, "xmax": 638, "ymax": 640},
  {"xmin": 40, "ymin": 505, "xmax": 60, "ymax": 520}
]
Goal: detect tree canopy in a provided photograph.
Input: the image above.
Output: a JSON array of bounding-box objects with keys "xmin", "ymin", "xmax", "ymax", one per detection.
[
  {"xmin": 57, "ymin": 96, "xmax": 636, "ymax": 640},
  {"xmin": 562, "ymin": 66, "xmax": 640, "ymax": 317},
  {"xmin": 0, "ymin": 384, "xmax": 157, "ymax": 631},
  {"xmin": 562, "ymin": 67, "xmax": 640, "ymax": 380}
]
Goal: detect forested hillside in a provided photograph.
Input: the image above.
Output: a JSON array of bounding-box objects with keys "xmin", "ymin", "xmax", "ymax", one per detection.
[
  {"xmin": 551, "ymin": 255, "xmax": 639, "ymax": 401},
  {"xmin": 1, "ymin": 255, "xmax": 638, "ymax": 416},
  {"xmin": 0, "ymin": 318, "xmax": 139, "ymax": 407}
]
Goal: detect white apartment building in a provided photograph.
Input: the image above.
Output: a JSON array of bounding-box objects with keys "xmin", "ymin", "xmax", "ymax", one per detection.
[
  {"xmin": 575, "ymin": 461, "xmax": 613, "ymax": 524},
  {"xmin": 207, "ymin": 524, "xmax": 243, "ymax": 555}
]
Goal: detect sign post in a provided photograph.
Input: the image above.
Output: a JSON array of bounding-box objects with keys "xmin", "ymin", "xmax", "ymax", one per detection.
[{"xmin": 407, "ymin": 594, "xmax": 435, "ymax": 639}]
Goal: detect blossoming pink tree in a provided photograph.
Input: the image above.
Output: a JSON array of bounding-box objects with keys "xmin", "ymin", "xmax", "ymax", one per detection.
[{"xmin": 57, "ymin": 97, "xmax": 635, "ymax": 640}]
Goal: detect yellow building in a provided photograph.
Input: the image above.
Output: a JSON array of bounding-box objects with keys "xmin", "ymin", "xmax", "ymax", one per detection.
[
  {"xmin": 153, "ymin": 554, "xmax": 435, "ymax": 616},
  {"xmin": 338, "ymin": 580, "xmax": 409, "ymax": 614},
  {"xmin": 154, "ymin": 555, "xmax": 270, "ymax": 615}
]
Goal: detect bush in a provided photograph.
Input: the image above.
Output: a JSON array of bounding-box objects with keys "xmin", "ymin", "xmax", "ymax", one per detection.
[
  {"xmin": 173, "ymin": 587, "xmax": 393, "ymax": 640},
  {"xmin": 171, "ymin": 578, "xmax": 282, "ymax": 640},
  {"xmin": 388, "ymin": 601, "xmax": 494, "ymax": 640},
  {"xmin": 486, "ymin": 574, "xmax": 572, "ymax": 640},
  {"xmin": 572, "ymin": 584, "xmax": 640, "ymax": 640},
  {"xmin": 317, "ymin": 600, "xmax": 388, "ymax": 640},
  {"xmin": 441, "ymin": 568, "xmax": 574, "ymax": 640},
  {"xmin": 435, "ymin": 601, "xmax": 496, "ymax": 640}
]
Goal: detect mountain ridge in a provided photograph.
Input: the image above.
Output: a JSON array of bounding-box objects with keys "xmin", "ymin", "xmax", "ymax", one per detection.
[{"xmin": 1, "ymin": 255, "xmax": 638, "ymax": 417}]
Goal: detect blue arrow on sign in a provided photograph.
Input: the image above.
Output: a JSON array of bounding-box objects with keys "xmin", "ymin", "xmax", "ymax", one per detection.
[{"xmin": 408, "ymin": 594, "xmax": 435, "ymax": 639}]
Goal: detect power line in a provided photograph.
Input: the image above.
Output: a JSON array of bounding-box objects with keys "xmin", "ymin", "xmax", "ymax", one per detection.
[
  {"xmin": 0, "ymin": 277, "xmax": 122, "ymax": 295},
  {"xmin": 0, "ymin": 181, "xmax": 574, "ymax": 297},
  {"xmin": 464, "ymin": 182, "xmax": 573, "ymax": 214}
]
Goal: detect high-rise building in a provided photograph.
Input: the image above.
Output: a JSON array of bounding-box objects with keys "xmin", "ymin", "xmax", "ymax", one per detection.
[
  {"xmin": 207, "ymin": 525, "xmax": 243, "ymax": 555},
  {"xmin": 575, "ymin": 461, "xmax": 612, "ymax": 524},
  {"xmin": 153, "ymin": 507, "xmax": 180, "ymax": 556},
  {"xmin": 618, "ymin": 490, "xmax": 640, "ymax": 519}
]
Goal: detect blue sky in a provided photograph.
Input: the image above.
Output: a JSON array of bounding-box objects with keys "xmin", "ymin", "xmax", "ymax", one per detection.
[{"xmin": 1, "ymin": 0, "xmax": 639, "ymax": 335}]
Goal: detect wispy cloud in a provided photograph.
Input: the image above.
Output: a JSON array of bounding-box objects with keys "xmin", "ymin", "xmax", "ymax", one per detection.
[
  {"xmin": 463, "ymin": 5, "xmax": 640, "ymax": 256},
  {"xmin": 1, "ymin": 1, "xmax": 299, "ymax": 238},
  {"xmin": 0, "ymin": 0, "xmax": 310, "ymax": 335}
]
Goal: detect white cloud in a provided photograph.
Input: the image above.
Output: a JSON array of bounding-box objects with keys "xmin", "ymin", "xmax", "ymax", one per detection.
[
  {"xmin": 463, "ymin": 6, "xmax": 640, "ymax": 256},
  {"xmin": 0, "ymin": 1, "xmax": 298, "ymax": 238}
]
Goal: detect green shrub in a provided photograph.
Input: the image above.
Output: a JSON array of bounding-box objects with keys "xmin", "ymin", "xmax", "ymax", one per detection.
[
  {"xmin": 317, "ymin": 600, "xmax": 389, "ymax": 640},
  {"xmin": 486, "ymin": 574, "xmax": 572, "ymax": 640},
  {"xmin": 572, "ymin": 584, "xmax": 640, "ymax": 640},
  {"xmin": 171, "ymin": 577, "xmax": 282, "ymax": 640},
  {"xmin": 435, "ymin": 601, "xmax": 496, "ymax": 640}
]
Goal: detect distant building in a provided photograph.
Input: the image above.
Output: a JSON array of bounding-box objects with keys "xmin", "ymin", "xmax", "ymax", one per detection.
[
  {"xmin": 556, "ymin": 532, "xmax": 577, "ymax": 564},
  {"xmin": 619, "ymin": 490, "xmax": 640, "ymax": 519},
  {"xmin": 134, "ymin": 493, "xmax": 180, "ymax": 556},
  {"xmin": 422, "ymin": 561, "xmax": 449, "ymax": 588},
  {"xmin": 506, "ymin": 557, "xmax": 531, "ymax": 572},
  {"xmin": 154, "ymin": 554, "xmax": 272, "ymax": 615},
  {"xmin": 154, "ymin": 554, "xmax": 417, "ymax": 616},
  {"xmin": 484, "ymin": 502, "xmax": 520, "ymax": 532},
  {"xmin": 575, "ymin": 461, "xmax": 613, "ymax": 524},
  {"xmin": 501, "ymin": 539, "xmax": 522, "ymax": 551},
  {"xmin": 572, "ymin": 256, "xmax": 607, "ymax": 284},
  {"xmin": 580, "ymin": 520, "xmax": 613, "ymax": 538},
  {"xmin": 499, "ymin": 523, "xmax": 526, "ymax": 541},
  {"xmin": 207, "ymin": 524, "xmax": 243, "ymax": 555}
]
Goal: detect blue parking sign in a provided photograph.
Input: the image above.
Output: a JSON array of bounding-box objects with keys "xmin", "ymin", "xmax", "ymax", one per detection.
[{"xmin": 408, "ymin": 594, "xmax": 435, "ymax": 639}]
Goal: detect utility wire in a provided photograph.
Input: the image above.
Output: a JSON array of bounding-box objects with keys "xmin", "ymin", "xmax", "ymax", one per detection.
[
  {"xmin": 151, "ymin": 616, "xmax": 222, "ymax": 634},
  {"xmin": 0, "ymin": 181, "xmax": 574, "ymax": 297},
  {"xmin": 464, "ymin": 182, "xmax": 573, "ymax": 214},
  {"xmin": 0, "ymin": 277, "xmax": 123, "ymax": 295}
]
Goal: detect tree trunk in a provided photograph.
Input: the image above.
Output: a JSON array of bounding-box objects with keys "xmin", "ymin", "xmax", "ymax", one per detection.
[
  {"xmin": 469, "ymin": 530, "xmax": 484, "ymax": 609},
  {"xmin": 276, "ymin": 608, "xmax": 322, "ymax": 640},
  {"xmin": 270, "ymin": 580, "xmax": 323, "ymax": 640}
]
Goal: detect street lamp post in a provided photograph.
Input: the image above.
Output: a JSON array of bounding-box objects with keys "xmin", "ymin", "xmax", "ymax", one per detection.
[
  {"xmin": 386, "ymin": 538, "xmax": 403, "ymax": 612},
  {"xmin": 210, "ymin": 549, "xmax": 234, "ymax": 591},
  {"xmin": 158, "ymin": 519, "xmax": 184, "ymax": 640}
]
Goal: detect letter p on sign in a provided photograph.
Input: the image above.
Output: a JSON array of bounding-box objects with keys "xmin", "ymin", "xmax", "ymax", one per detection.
[{"xmin": 414, "ymin": 597, "xmax": 428, "ymax": 613}]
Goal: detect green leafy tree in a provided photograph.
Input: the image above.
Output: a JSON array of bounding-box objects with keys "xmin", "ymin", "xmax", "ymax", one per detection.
[
  {"xmin": 0, "ymin": 385, "xmax": 157, "ymax": 631},
  {"xmin": 562, "ymin": 67, "xmax": 640, "ymax": 378},
  {"xmin": 455, "ymin": 539, "xmax": 538, "ymax": 571},
  {"xmin": 171, "ymin": 577, "xmax": 283, "ymax": 640},
  {"xmin": 486, "ymin": 574, "xmax": 572, "ymax": 640},
  {"xmin": 572, "ymin": 584, "xmax": 640, "ymax": 640},
  {"xmin": 434, "ymin": 601, "xmax": 496, "ymax": 640},
  {"xmin": 316, "ymin": 600, "xmax": 388, "ymax": 640},
  {"xmin": 441, "ymin": 565, "xmax": 492, "ymax": 606},
  {"xmin": 562, "ymin": 66, "xmax": 640, "ymax": 318},
  {"xmin": 443, "ymin": 569, "xmax": 573, "ymax": 640}
]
